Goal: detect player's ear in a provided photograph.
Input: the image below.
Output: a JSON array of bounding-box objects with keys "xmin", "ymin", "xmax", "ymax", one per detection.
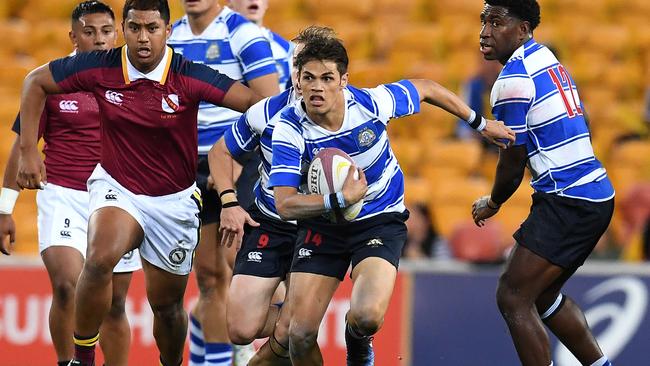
[
  {"xmin": 340, "ymin": 72, "xmax": 349, "ymax": 89},
  {"xmin": 166, "ymin": 23, "xmax": 172, "ymax": 39},
  {"xmin": 69, "ymin": 30, "xmax": 77, "ymax": 48}
]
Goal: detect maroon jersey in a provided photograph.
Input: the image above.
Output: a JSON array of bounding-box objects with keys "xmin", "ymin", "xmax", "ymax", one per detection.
[
  {"xmin": 13, "ymin": 92, "xmax": 101, "ymax": 191},
  {"xmin": 49, "ymin": 46, "xmax": 236, "ymax": 196}
]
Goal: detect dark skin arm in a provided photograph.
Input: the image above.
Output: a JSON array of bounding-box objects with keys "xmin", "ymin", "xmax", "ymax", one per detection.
[
  {"xmin": 17, "ymin": 64, "xmax": 63, "ymax": 190},
  {"xmin": 220, "ymin": 82, "xmax": 264, "ymax": 114},
  {"xmin": 472, "ymin": 145, "xmax": 528, "ymax": 226},
  {"xmin": 0, "ymin": 136, "xmax": 21, "ymax": 255}
]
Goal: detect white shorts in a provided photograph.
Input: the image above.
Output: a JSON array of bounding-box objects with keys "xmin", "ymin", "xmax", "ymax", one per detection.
[
  {"xmin": 37, "ymin": 182, "xmax": 142, "ymax": 273},
  {"xmin": 88, "ymin": 164, "xmax": 201, "ymax": 275}
]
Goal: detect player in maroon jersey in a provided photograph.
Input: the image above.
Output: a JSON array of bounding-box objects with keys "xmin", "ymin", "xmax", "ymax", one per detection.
[
  {"xmin": 16, "ymin": 1, "xmax": 262, "ymax": 365},
  {"xmin": 0, "ymin": 2, "xmax": 139, "ymax": 366}
]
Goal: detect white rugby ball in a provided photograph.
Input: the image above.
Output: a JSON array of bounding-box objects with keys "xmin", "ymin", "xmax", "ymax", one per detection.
[{"xmin": 307, "ymin": 147, "xmax": 363, "ymax": 222}]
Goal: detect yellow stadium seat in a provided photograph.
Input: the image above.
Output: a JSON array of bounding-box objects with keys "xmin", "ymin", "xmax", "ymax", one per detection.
[
  {"xmin": 609, "ymin": 141, "xmax": 650, "ymax": 174},
  {"xmin": 425, "ymin": 140, "xmax": 482, "ymax": 176}
]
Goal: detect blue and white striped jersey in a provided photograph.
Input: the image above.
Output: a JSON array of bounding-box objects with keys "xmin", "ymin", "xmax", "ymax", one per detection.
[
  {"xmin": 168, "ymin": 6, "xmax": 277, "ymax": 154},
  {"xmin": 491, "ymin": 39, "xmax": 614, "ymax": 201},
  {"xmin": 261, "ymin": 27, "xmax": 293, "ymax": 91},
  {"xmin": 269, "ymin": 80, "xmax": 421, "ymax": 221},
  {"xmin": 223, "ymin": 87, "xmax": 297, "ymax": 221}
]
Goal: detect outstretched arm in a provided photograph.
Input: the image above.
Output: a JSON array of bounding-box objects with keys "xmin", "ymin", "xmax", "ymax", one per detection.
[
  {"xmin": 408, "ymin": 79, "xmax": 515, "ymax": 148},
  {"xmin": 472, "ymin": 145, "xmax": 528, "ymax": 226},
  {"xmin": 17, "ymin": 65, "xmax": 62, "ymax": 190}
]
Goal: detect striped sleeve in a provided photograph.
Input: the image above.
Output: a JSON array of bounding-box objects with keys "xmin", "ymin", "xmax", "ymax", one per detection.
[
  {"xmin": 228, "ymin": 19, "xmax": 277, "ymax": 82},
  {"xmin": 490, "ymin": 75, "xmax": 535, "ymax": 146},
  {"xmin": 48, "ymin": 51, "xmax": 105, "ymax": 93},
  {"xmin": 268, "ymin": 112, "xmax": 304, "ymax": 189},
  {"xmin": 181, "ymin": 57, "xmax": 237, "ymax": 106},
  {"xmin": 223, "ymin": 100, "xmax": 267, "ymax": 158},
  {"xmin": 364, "ymin": 80, "xmax": 421, "ymax": 123}
]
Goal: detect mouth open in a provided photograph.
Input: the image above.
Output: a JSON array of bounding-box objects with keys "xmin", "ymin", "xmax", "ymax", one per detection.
[
  {"xmin": 137, "ymin": 47, "xmax": 152, "ymax": 58},
  {"xmin": 479, "ymin": 42, "xmax": 493, "ymax": 54},
  {"xmin": 309, "ymin": 95, "xmax": 325, "ymax": 107},
  {"xmin": 248, "ymin": 4, "xmax": 260, "ymax": 11}
]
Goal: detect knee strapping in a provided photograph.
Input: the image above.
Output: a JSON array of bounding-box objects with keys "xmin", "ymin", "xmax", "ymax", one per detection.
[{"xmin": 539, "ymin": 293, "xmax": 566, "ymax": 320}]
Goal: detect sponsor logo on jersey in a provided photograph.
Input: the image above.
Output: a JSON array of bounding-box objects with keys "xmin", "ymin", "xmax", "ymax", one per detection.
[
  {"xmin": 105, "ymin": 90, "xmax": 123, "ymax": 105},
  {"xmin": 169, "ymin": 248, "xmax": 187, "ymax": 265},
  {"xmin": 298, "ymin": 248, "xmax": 312, "ymax": 259},
  {"xmin": 357, "ymin": 127, "xmax": 376, "ymax": 147},
  {"xmin": 205, "ymin": 42, "xmax": 220, "ymax": 60},
  {"xmin": 59, "ymin": 230, "xmax": 71, "ymax": 238},
  {"xmin": 162, "ymin": 94, "xmax": 180, "ymax": 114},
  {"xmin": 58, "ymin": 100, "xmax": 79, "ymax": 113},
  {"xmin": 367, "ymin": 238, "xmax": 383, "ymax": 247},
  {"xmin": 247, "ymin": 251, "xmax": 262, "ymax": 262}
]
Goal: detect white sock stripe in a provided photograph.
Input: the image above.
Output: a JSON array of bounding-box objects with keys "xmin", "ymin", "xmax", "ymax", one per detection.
[
  {"xmin": 549, "ymin": 362, "xmax": 553, "ymax": 366},
  {"xmin": 590, "ymin": 355, "xmax": 608, "ymax": 366},
  {"xmin": 205, "ymin": 351, "xmax": 233, "ymax": 360},
  {"xmin": 189, "ymin": 321, "xmax": 204, "ymax": 336},
  {"xmin": 189, "ymin": 342, "xmax": 206, "ymax": 355},
  {"xmin": 541, "ymin": 293, "xmax": 563, "ymax": 319}
]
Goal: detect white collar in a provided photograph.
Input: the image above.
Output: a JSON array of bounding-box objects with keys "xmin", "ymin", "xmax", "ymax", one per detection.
[{"xmin": 122, "ymin": 45, "xmax": 173, "ymax": 85}]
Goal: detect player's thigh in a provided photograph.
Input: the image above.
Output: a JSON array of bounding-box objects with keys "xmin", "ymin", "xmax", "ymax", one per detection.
[
  {"xmin": 500, "ymin": 244, "xmax": 566, "ymax": 299},
  {"xmin": 87, "ymin": 207, "xmax": 144, "ymax": 265},
  {"xmin": 228, "ymin": 274, "xmax": 281, "ymax": 330},
  {"xmin": 349, "ymin": 257, "xmax": 397, "ymax": 320},
  {"xmin": 288, "ymin": 272, "xmax": 339, "ymax": 333}
]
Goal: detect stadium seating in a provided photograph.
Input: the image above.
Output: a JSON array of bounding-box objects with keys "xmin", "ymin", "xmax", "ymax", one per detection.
[{"xmin": 0, "ymin": 0, "xmax": 647, "ymax": 258}]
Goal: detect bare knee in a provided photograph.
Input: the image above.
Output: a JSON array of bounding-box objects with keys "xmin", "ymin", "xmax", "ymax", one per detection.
[
  {"xmin": 496, "ymin": 273, "xmax": 528, "ymax": 315},
  {"xmin": 348, "ymin": 307, "xmax": 384, "ymax": 336},
  {"xmin": 194, "ymin": 260, "xmax": 230, "ymax": 297},
  {"xmin": 288, "ymin": 323, "xmax": 319, "ymax": 358},
  {"xmin": 151, "ymin": 301, "xmax": 186, "ymax": 324},
  {"xmin": 228, "ymin": 323, "xmax": 259, "ymax": 345},
  {"xmin": 51, "ymin": 277, "xmax": 77, "ymax": 307},
  {"xmin": 83, "ymin": 258, "xmax": 115, "ymax": 282}
]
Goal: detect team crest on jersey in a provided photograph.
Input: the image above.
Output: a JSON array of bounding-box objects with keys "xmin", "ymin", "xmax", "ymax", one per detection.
[
  {"xmin": 357, "ymin": 127, "xmax": 376, "ymax": 147},
  {"xmin": 206, "ymin": 42, "xmax": 220, "ymax": 60},
  {"xmin": 162, "ymin": 94, "xmax": 180, "ymax": 113},
  {"xmin": 169, "ymin": 247, "xmax": 187, "ymax": 265}
]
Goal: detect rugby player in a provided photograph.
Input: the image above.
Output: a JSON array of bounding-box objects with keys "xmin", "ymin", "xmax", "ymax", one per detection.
[
  {"xmin": 0, "ymin": 2, "xmax": 141, "ymax": 365},
  {"xmin": 167, "ymin": 1, "xmax": 280, "ymax": 363},
  {"xmin": 16, "ymin": 1, "xmax": 262, "ymax": 365},
  {"xmin": 269, "ymin": 36, "xmax": 514, "ymax": 365},
  {"xmin": 472, "ymin": 1, "xmax": 614, "ymax": 366}
]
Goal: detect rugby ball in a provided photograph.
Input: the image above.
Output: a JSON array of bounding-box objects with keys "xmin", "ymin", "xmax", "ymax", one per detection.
[{"xmin": 307, "ymin": 148, "xmax": 364, "ymax": 222}]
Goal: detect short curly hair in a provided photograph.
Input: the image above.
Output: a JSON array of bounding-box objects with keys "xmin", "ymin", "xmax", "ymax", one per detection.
[{"xmin": 485, "ymin": 0, "xmax": 541, "ymax": 30}]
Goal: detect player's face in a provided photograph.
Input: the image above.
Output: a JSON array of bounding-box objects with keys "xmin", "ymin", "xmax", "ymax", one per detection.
[
  {"xmin": 70, "ymin": 12, "xmax": 117, "ymax": 52},
  {"xmin": 228, "ymin": 0, "xmax": 267, "ymax": 24},
  {"xmin": 479, "ymin": 5, "xmax": 529, "ymax": 65},
  {"xmin": 298, "ymin": 60, "xmax": 348, "ymax": 116},
  {"xmin": 181, "ymin": 0, "xmax": 220, "ymax": 16},
  {"xmin": 123, "ymin": 9, "xmax": 171, "ymax": 73}
]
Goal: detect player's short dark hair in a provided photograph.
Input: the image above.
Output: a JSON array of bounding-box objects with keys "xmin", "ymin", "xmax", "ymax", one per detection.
[
  {"xmin": 71, "ymin": 1, "xmax": 115, "ymax": 23},
  {"xmin": 123, "ymin": 0, "xmax": 171, "ymax": 24},
  {"xmin": 292, "ymin": 26, "xmax": 338, "ymax": 45},
  {"xmin": 294, "ymin": 37, "xmax": 349, "ymax": 76},
  {"xmin": 485, "ymin": 0, "xmax": 541, "ymax": 30}
]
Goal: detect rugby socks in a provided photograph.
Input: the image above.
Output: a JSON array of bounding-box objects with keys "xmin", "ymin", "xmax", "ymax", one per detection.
[
  {"xmin": 590, "ymin": 356, "xmax": 612, "ymax": 366},
  {"xmin": 73, "ymin": 332, "xmax": 99, "ymax": 365},
  {"xmin": 58, "ymin": 361, "xmax": 71, "ymax": 366},
  {"xmin": 346, "ymin": 322, "xmax": 366, "ymax": 340},
  {"xmin": 188, "ymin": 314, "xmax": 205, "ymax": 366},
  {"xmin": 205, "ymin": 343, "xmax": 233, "ymax": 366}
]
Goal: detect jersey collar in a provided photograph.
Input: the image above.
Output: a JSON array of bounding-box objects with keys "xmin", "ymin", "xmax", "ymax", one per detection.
[{"xmin": 121, "ymin": 45, "xmax": 173, "ymax": 85}]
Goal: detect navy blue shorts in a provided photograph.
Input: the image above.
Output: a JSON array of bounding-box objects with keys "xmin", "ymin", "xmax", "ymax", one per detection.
[
  {"xmin": 514, "ymin": 192, "xmax": 614, "ymax": 269},
  {"xmin": 196, "ymin": 153, "xmax": 260, "ymax": 224},
  {"xmin": 290, "ymin": 211, "xmax": 409, "ymax": 281},
  {"xmin": 233, "ymin": 206, "xmax": 297, "ymax": 279}
]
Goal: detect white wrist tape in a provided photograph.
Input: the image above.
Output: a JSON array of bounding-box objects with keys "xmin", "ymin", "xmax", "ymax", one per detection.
[{"xmin": 0, "ymin": 188, "xmax": 19, "ymax": 214}]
